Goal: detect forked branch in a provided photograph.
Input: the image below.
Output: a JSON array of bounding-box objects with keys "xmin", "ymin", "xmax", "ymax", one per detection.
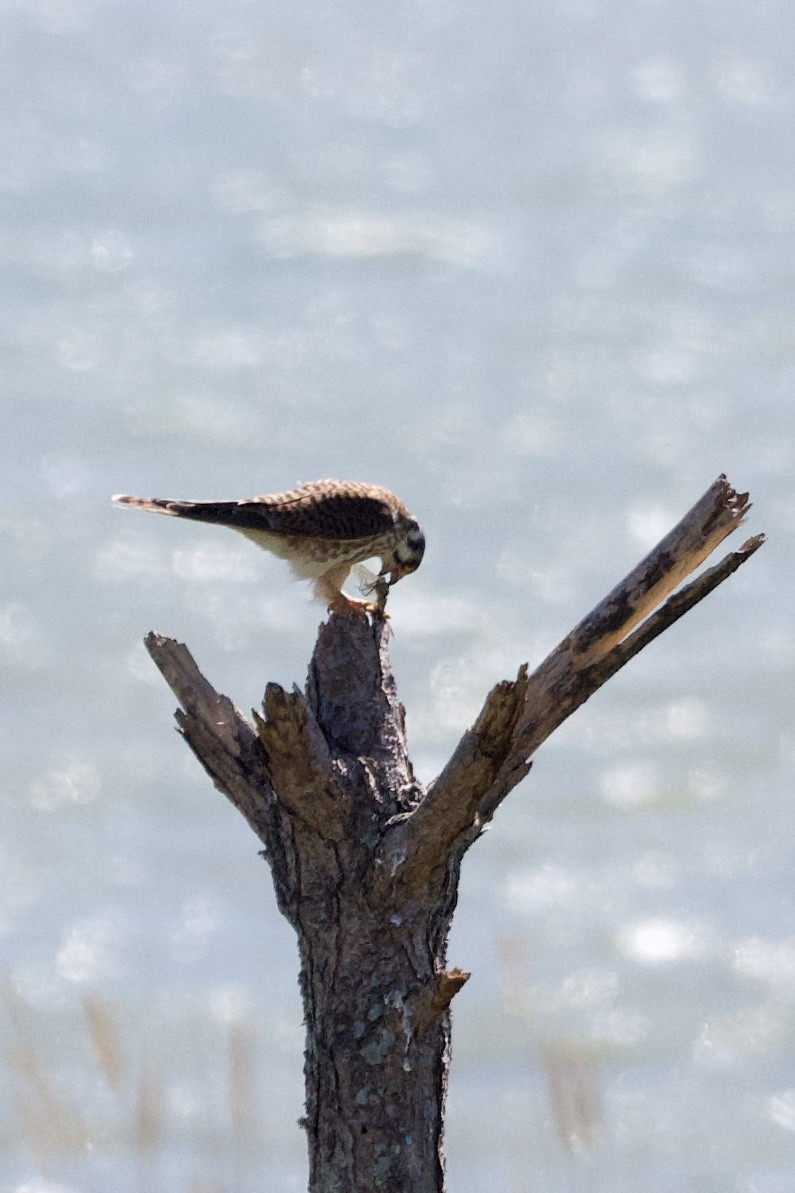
[{"xmin": 380, "ymin": 475, "xmax": 765, "ymax": 888}]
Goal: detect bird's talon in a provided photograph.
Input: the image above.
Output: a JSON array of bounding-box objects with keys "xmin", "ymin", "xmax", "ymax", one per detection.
[
  {"xmin": 327, "ymin": 598, "xmax": 367, "ymax": 617},
  {"xmin": 326, "ymin": 593, "xmax": 391, "ymax": 620}
]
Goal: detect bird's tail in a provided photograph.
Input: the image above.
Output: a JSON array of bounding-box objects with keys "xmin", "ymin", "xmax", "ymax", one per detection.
[{"xmin": 111, "ymin": 494, "xmax": 240, "ymax": 525}]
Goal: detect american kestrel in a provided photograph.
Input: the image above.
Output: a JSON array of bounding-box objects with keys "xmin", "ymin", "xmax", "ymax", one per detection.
[{"xmin": 112, "ymin": 479, "xmax": 425, "ymax": 614}]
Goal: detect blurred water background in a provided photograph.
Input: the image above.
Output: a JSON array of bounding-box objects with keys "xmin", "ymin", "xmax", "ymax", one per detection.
[{"xmin": 2, "ymin": 0, "xmax": 795, "ymax": 1190}]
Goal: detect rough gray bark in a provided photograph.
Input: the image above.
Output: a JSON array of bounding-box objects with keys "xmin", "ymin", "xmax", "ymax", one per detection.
[{"xmin": 144, "ymin": 474, "xmax": 763, "ymax": 1193}]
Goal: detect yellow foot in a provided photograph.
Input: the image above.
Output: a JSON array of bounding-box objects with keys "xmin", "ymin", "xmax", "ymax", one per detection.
[{"xmin": 328, "ymin": 594, "xmax": 369, "ymax": 616}]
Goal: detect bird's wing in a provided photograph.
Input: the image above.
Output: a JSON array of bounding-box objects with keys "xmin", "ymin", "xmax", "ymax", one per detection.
[{"xmin": 239, "ymin": 485, "xmax": 396, "ymax": 540}]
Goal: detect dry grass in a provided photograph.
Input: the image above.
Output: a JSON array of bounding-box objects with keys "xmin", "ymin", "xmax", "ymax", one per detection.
[
  {"xmin": 3, "ymin": 978, "xmax": 88, "ymax": 1157},
  {"xmin": 228, "ymin": 1018, "xmax": 258, "ymax": 1149},
  {"xmin": 83, "ymin": 992, "xmax": 126, "ymax": 1093},
  {"xmin": 134, "ymin": 1050, "xmax": 163, "ymax": 1155},
  {"xmin": 7, "ymin": 1041, "xmax": 89, "ymax": 1156},
  {"xmin": 1, "ymin": 977, "xmax": 266, "ymax": 1191},
  {"xmin": 542, "ymin": 1040, "xmax": 604, "ymax": 1156},
  {"xmin": 498, "ymin": 935, "xmax": 606, "ymax": 1158}
]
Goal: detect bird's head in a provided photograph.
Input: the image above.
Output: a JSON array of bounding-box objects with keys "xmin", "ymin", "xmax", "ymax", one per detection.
[{"xmin": 381, "ymin": 520, "xmax": 425, "ymax": 587}]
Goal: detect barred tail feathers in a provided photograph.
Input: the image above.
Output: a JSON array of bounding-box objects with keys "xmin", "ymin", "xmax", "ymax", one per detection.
[
  {"xmin": 112, "ymin": 494, "xmax": 262, "ymax": 529},
  {"xmin": 112, "ymin": 494, "xmax": 236, "ymax": 522}
]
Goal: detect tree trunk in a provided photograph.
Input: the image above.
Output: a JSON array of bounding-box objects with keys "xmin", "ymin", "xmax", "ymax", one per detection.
[
  {"xmin": 269, "ymin": 616, "xmax": 464, "ymax": 1191},
  {"xmin": 144, "ymin": 474, "xmax": 764, "ymax": 1192}
]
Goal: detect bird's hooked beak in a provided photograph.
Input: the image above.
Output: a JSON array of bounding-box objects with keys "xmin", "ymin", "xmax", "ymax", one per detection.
[
  {"xmin": 378, "ymin": 560, "xmax": 404, "ymax": 588},
  {"xmin": 379, "ymin": 557, "xmax": 420, "ymax": 588}
]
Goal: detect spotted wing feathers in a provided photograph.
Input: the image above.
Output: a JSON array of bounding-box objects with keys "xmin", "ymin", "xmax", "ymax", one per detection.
[{"xmin": 112, "ymin": 481, "xmax": 401, "ymax": 541}]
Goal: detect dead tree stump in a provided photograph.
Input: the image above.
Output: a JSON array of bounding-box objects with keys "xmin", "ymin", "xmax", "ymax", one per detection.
[{"xmin": 144, "ymin": 475, "xmax": 764, "ymax": 1193}]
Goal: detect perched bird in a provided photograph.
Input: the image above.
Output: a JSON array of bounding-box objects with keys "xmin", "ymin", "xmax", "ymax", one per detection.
[{"xmin": 112, "ymin": 479, "xmax": 425, "ymax": 614}]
